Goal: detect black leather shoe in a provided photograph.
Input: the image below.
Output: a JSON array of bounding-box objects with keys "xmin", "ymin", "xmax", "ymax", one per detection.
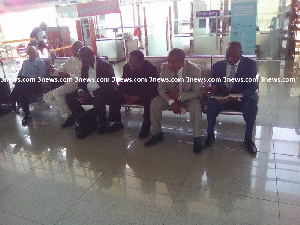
[
  {"xmin": 61, "ymin": 116, "xmax": 75, "ymax": 128},
  {"xmin": 244, "ymin": 139, "xmax": 257, "ymax": 155},
  {"xmin": 98, "ymin": 121, "xmax": 110, "ymax": 135},
  {"xmin": 22, "ymin": 115, "xmax": 32, "ymax": 126},
  {"xmin": 144, "ymin": 132, "xmax": 163, "ymax": 147},
  {"xmin": 106, "ymin": 121, "xmax": 124, "ymax": 134},
  {"xmin": 98, "ymin": 126, "xmax": 107, "ymax": 135},
  {"xmin": 202, "ymin": 133, "xmax": 215, "ymax": 149},
  {"xmin": 138, "ymin": 129, "xmax": 150, "ymax": 139},
  {"xmin": 193, "ymin": 137, "xmax": 202, "ymax": 154}
]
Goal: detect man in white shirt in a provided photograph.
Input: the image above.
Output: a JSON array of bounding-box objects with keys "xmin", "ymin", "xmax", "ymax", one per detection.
[
  {"xmin": 64, "ymin": 46, "xmax": 123, "ymax": 134},
  {"xmin": 43, "ymin": 41, "xmax": 83, "ymax": 127},
  {"xmin": 203, "ymin": 42, "xmax": 258, "ymax": 155}
]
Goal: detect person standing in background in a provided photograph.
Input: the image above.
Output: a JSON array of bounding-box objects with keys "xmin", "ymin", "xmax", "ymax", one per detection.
[{"xmin": 28, "ymin": 22, "xmax": 48, "ymax": 54}]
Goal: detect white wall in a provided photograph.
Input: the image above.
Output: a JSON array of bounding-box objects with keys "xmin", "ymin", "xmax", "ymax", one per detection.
[{"xmin": 0, "ymin": 6, "xmax": 57, "ymax": 42}]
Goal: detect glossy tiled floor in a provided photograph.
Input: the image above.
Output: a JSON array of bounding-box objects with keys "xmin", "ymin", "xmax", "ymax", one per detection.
[{"xmin": 0, "ymin": 58, "xmax": 300, "ymax": 225}]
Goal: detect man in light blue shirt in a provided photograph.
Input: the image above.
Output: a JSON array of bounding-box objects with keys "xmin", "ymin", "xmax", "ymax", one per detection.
[{"xmin": 1, "ymin": 46, "xmax": 47, "ymax": 125}]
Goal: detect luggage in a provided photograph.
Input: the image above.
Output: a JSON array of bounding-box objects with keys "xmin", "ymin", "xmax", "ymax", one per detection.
[
  {"xmin": 75, "ymin": 108, "xmax": 98, "ymax": 139},
  {"xmin": 0, "ymin": 78, "xmax": 11, "ymax": 115},
  {"xmin": 0, "ymin": 78, "xmax": 10, "ymax": 104}
]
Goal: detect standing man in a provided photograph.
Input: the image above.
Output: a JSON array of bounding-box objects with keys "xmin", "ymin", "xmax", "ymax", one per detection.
[
  {"xmin": 1, "ymin": 46, "xmax": 47, "ymax": 125},
  {"xmin": 117, "ymin": 50, "xmax": 158, "ymax": 139},
  {"xmin": 203, "ymin": 42, "xmax": 258, "ymax": 155},
  {"xmin": 64, "ymin": 46, "xmax": 122, "ymax": 134},
  {"xmin": 144, "ymin": 48, "xmax": 203, "ymax": 153},
  {"xmin": 43, "ymin": 41, "xmax": 83, "ymax": 127},
  {"xmin": 29, "ymin": 22, "xmax": 48, "ymax": 54}
]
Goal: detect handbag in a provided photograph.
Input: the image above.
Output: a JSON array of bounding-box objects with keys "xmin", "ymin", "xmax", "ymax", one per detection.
[{"xmin": 75, "ymin": 108, "xmax": 98, "ymax": 139}]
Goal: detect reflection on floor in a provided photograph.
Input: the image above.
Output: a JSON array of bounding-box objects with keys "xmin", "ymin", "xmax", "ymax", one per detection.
[{"xmin": 0, "ymin": 58, "xmax": 299, "ymax": 225}]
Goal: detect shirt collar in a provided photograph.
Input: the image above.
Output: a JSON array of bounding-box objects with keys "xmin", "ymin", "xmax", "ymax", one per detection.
[
  {"xmin": 177, "ymin": 67, "xmax": 183, "ymax": 76},
  {"xmin": 228, "ymin": 59, "xmax": 240, "ymax": 68}
]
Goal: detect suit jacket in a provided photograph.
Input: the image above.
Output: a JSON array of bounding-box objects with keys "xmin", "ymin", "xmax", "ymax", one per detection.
[
  {"xmin": 212, "ymin": 56, "xmax": 258, "ymax": 98},
  {"xmin": 158, "ymin": 60, "xmax": 201, "ymax": 102},
  {"xmin": 119, "ymin": 60, "xmax": 158, "ymax": 101},
  {"xmin": 78, "ymin": 57, "xmax": 117, "ymax": 95}
]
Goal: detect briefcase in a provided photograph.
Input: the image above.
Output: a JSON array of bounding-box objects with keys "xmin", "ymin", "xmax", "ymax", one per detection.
[
  {"xmin": 75, "ymin": 108, "xmax": 98, "ymax": 139},
  {"xmin": 0, "ymin": 78, "xmax": 11, "ymax": 104}
]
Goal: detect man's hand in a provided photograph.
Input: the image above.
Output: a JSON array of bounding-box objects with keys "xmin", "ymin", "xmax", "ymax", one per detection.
[
  {"xmin": 47, "ymin": 65, "xmax": 55, "ymax": 74},
  {"xmin": 209, "ymin": 86, "xmax": 217, "ymax": 95},
  {"xmin": 77, "ymin": 91, "xmax": 91, "ymax": 105},
  {"xmin": 58, "ymin": 72, "xmax": 70, "ymax": 78},
  {"xmin": 123, "ymin": 94, "xmax": 140, "ymax": 104},
  {"xmin": 171, "ymin": 102, "xmax": 181, "ymax": 115},
  {"xmin": 129, "ymin": 95, "xmax": 140, "ymax": 104},
  {"xmin": 216, "ymin": 96, "xmax": 237, "ymax": 104},
  {"xmin": 167, "ymin": 91, "xmax": 179, "ymax": 100},
  {"xmin": 123, "ymin": 94, "xmax": 131, "ymax": 104}
]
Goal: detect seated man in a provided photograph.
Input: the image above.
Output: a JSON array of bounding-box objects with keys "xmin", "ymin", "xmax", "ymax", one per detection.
[
  {"xmin": 145, "ymin": 48, "xmax": 203, "ymax": 153},
  {"xmin": 117, "ymin": 50, "xmax": 158, "ymax": 139},
  {"xmin": 1, "ymin": 46, "xmax": 47, "ymax": 125},
  {"xmin": 64, "ymin": 46, "xmax": 122, "ymax": 134},
  {"xmin": 43, "ymin": 41, "xmax": 83, "ymax": 127},
  {"xmin": 203, "ymin": 41, "xmax": 258, "ymax": 155}
]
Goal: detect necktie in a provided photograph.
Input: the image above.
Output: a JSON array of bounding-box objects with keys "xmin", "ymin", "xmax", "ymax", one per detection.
[
  {"xmin": 227, "ymin": 65, "xmax": 236, "ymax": 90},
  {"xmin": 174, "ymin": 71, "xmax": 179, "ymax": 92}
]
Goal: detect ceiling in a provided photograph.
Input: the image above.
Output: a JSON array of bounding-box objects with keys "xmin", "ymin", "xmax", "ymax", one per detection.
[{"xmin": 0, "ymin": 0, "xmax": 81, "ymax": 14}]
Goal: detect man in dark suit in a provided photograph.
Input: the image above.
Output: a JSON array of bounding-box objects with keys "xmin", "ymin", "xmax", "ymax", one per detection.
[
  {"xmin": 64, "ymin": 46, "xmax": 123, "ymax": 134},
  {"xmin": 203, "ymin": 42, "xmax": 258, "ymax": 154},
  {"xmin": 117, "ymin": 50, "xmax": 158, "ymax": 139}
]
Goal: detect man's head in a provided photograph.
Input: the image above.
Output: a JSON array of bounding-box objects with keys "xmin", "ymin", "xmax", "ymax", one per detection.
[
  {"xmin": 168, "ymin": 48, "xmax": 185, "ymax": 72},
  {"xmin": 226, "ymin": 42, "xmax": 242, "ymax": 65},
  {"xmin": 78, "ymin": 46, "xmax": 95, "ymax": 67},
  {"xmin": 27, "ymin": 46, "xmax": 38, "ymax": 61},
  {"xmin": 72, "ymin": 41, "xmax": 84, "ymax": 57},
  {"xmin": 39, "ymin": 22, "xmax": 47, "ymax": 31},
  {"xmin": 128, "ymin": 50, "xmax": 144, "ymax": 71}
]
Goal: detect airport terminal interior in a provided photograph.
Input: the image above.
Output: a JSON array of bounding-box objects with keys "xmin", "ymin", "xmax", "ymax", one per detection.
[{"xmin": 0, "ymin": 0, "xmax": 300, "ymax": 224}]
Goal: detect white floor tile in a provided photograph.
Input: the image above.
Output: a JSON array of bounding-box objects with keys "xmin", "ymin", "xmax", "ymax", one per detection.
[
  {"xmin": 165, "ymin": 186, "xmax": 280, "ymax": 225},
  {"xmin": 58, "ymin": 173, "xmax": 180, "ymax": 225}
]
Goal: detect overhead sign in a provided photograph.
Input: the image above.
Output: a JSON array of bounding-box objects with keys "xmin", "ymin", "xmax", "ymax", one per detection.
[
  {"xmin": 77, "ymin": 0, "xmax": 120, "ymax": 17},
  {"xmin": 196, "ymin": 10, "xmax": 220, "ymax": 18}
]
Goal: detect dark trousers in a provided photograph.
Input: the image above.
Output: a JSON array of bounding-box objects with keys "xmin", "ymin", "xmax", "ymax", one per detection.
[
  {"xmin": 206, "ymin": 96, "xmax": 258, "ymax": 140},
  {"xmin": 134, "ymin": 96, "xmax": 151, "ymax": 131},
  {"xmin": 116, "ymin": 91, "xmax": 152, "ymax": 131},
  {"xmin": 9, "ymin": 82, "xmax": 42, "ymax": 116},
  {"xmin": 65, "ymin": 89, "xmax": 121, "ymax": 127}
]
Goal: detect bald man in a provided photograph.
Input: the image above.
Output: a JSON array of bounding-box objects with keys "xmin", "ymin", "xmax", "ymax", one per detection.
[
  {"xmin": 1, "ymin": 46, "xmax": 47, "ymax": 125},
  {"xmin": 203, "ymin": 42, "xmax": 258, "ymax": 155}
]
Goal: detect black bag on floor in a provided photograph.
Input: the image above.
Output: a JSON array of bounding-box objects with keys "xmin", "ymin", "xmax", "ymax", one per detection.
[
  {"xmin": 75, "ymin": 108, "xmax": 98, "ymax": 139},
  {"xmin": 0, "ymin": 78, "xmax": 11, "ymax": 115},
  {"xmin": 0, "ymin": 78, "xmax": 10, "ymax": 104}
]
